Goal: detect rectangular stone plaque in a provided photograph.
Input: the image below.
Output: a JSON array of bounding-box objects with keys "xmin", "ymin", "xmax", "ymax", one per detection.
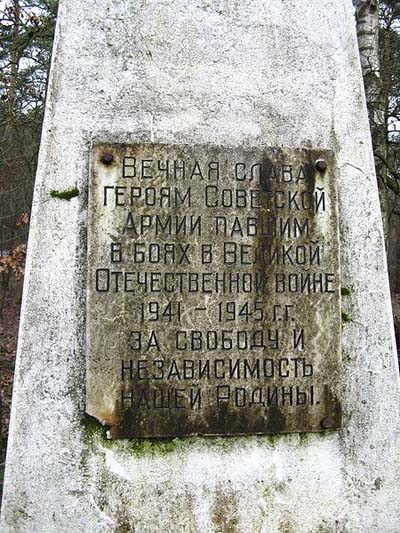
[{"xmin": 86, "ymin": 143, "xmax": 342, "ymax": 438}]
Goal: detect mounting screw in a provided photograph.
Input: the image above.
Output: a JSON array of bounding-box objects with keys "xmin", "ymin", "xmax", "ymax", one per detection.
[
  {"xmin": 101, "ymin": 152, "xmax": 114, "ymax": 165},
  {"xmin": 369, "ymin": 2, "xmax": 378, "ymax": 14},
  {"xmin": 315, "ymin": 159, "xmax": 327, "ymax": 173},
  {"xmin": 321, "ymin": 417, "xmax": 334, "ymax": 430}
]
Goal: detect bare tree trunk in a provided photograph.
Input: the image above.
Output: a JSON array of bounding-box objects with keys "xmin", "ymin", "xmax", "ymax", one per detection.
[
  {"xmin": 5, "ymin": 0, "xmax": 20, "ymax": 139},
  {"xmin": 354, "ymin": 0, "xmax": 389, "ymax": 240},
  {"xmin": 1, "ymin": 0, "xmax": 20, "ymax": 307}
]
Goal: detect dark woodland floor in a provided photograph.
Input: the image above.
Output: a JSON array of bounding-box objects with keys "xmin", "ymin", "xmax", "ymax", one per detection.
[{"xmin": 0, "ymin": 293, "xmax": 21, "ymax": 504}]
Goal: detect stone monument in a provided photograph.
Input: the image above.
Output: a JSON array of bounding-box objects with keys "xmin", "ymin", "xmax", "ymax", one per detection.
[{"xmin": 1, "ymin": 0, "xmax": 400, "ymax": 531}]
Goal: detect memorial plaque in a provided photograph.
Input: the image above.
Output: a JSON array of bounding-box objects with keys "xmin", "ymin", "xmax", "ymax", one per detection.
[{"xmin": 86, "ymin": 143, "xmax": 342, "ymax": 438}]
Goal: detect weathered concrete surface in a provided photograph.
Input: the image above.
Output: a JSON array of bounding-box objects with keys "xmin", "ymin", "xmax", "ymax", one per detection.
[{"xmin": 1, "ymin": 0, "xmax": 400, "ymax": 531}]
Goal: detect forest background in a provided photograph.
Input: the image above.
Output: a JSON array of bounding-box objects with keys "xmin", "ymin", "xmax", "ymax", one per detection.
[{"xmin": 0, "ymin": 0, "xmax": 399, "ymax": 501}]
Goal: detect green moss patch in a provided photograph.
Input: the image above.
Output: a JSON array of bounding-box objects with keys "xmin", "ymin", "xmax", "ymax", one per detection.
[
  {"xmin": 82, "ymin": 415, "xmax": 297, "ymax": 459},
  {"xmin": 341, "ymin": 312, "xmax": 353, "ymax": 324},
  {"xmin": 50, "ymin": 187, "xmax": 79, "ymax": 200}
]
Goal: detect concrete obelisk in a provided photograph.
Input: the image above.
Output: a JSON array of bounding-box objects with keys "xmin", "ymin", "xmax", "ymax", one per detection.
[{"xmin": 2, "ymin": 1, "xmax": 400, "ymax": 531}]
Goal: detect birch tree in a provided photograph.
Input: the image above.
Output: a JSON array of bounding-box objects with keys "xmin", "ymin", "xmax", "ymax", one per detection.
[{"xmin": 354, "ymin": 0, "xmax": 389, "ymax": 236}]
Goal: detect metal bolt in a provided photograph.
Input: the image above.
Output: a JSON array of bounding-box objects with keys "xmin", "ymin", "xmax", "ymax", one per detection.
[
  {"xmin": 315, "ymin": 159, "xmax": 327, "ymax": 173},
  {"xmin": 321, "ymin": 417, "xmax": 334, "ymax": 430},
  {"xmin": 101, "ymin": 152, "xmax": 114, "ymax": 165}
]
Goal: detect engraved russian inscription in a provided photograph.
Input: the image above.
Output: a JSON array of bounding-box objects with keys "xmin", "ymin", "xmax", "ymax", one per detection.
[{"xmin": 86, "ymin": 143, "xmax": 341, "ymax": 438}]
